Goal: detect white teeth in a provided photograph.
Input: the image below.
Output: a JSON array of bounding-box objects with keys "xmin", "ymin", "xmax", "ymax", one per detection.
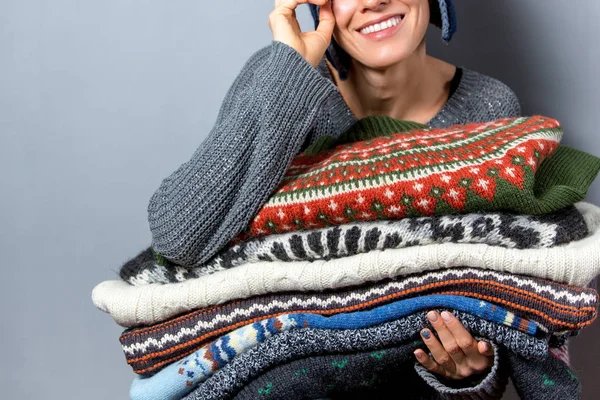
[{"xmin": 360, "ymin": 16, "xmax": 402, "ymax": 34}]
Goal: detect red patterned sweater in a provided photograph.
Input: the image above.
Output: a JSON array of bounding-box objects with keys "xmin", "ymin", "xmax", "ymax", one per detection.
[{"xmin": 234, "ymin": 116, "xmax": 598, "ymax": 242}]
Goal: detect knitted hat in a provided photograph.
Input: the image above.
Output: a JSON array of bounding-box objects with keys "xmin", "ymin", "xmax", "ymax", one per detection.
[{"xmin": 308, "ymin": 0, "xmax": 457, "ymax": 80}]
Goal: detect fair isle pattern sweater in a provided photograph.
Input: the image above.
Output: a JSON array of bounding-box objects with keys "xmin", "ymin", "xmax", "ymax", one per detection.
[
  {"xmin": 235, "ymin": 115, "xmax": 598, "ymax": 242},
  {"xmin": 147, "ymin": 41, "xmax": 522, "ymax": 267},
  {"xmin": 120, "ymin": 203, "xmax": 595, "ymax": 285}
]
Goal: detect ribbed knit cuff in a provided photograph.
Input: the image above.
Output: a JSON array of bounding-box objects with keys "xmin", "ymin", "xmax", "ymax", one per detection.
[{"xmin": 414, "ymin": 341, "xmax": 508, "ymax": 400}]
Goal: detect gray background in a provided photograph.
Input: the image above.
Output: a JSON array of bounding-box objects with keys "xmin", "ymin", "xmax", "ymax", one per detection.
[{"xmin": 1, "ymin": 0, "xmax": 598, "ymax": 399}]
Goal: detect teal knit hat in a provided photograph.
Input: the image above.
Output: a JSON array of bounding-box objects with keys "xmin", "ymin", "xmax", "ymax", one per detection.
[{"xmin": 308, "ymin": 0, "xmax": 457, "ymax": 80}]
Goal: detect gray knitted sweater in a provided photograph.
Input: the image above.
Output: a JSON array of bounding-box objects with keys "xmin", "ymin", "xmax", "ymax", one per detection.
[{"xmin": 147, "ymin": 40, "xmax": 521, "ymax": 268}]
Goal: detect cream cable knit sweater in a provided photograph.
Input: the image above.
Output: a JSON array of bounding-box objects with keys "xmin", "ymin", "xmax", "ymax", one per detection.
[{"xmin": 93, "ymin": 203, "xmax": 600, "ymax": 327}]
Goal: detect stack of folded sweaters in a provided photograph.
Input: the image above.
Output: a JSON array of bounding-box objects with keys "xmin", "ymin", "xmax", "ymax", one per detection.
[{"xmin": 93, "ymin": 115, "xmax": 600, "ymax": 399}]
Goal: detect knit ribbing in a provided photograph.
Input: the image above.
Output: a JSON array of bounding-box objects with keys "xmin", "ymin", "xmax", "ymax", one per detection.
[
  {"xmin": 119, "ymin": 267, "xmax": 597, "ymax": 376},
  {"xmin": 120, "ymin": 204, "xmax": 595, "ymax": 285},
  {"xmin": 183, "ymin": 311, "xmax": 547, "ymax": 400},
  {"xmin": 148, "ymin": 41, "xmax": 521, "ymax": 267}
]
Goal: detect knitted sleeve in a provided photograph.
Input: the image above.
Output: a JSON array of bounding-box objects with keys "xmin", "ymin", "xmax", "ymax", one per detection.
[
  {"xmin": 147, "ymin": 41, "xmax": 354, "ymax": 266},
  {"xmin": 414, "ymin": 341, "xmax": 508, "ymax": 400}
]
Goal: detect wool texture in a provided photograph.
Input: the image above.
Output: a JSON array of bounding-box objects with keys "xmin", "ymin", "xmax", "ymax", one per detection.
[
  {"xmin": 211, "ymin": 346, "xmax": 579, "ymax": 400},
  {"xmin": 549, "ymin": 343, "xmax": 571, "ymax": 366},
  {"xmin": 232, "ymin": 342, "xmax": 506, "ymax": 400},
  {"xmin": 121, "ymin": 203, "xmax": 595, "ymax": 285},
  {"xmin": 504, "ymin": 347, "xmax": 581, "ymax": 400},
  {"xmin": 234, "ymin": 116, "xmax": 599, "ymax": 243},
  {"xmin": 183, "ymin": 311, "xmax": 548, "ymax": 400},
  {"xmin": 129, "ymin": 295, "xmax": 535, "ymax": 400},
  {"xmin": 147, "ymin": 40, "xmax": 520, "ymax": 267},
  {"xmin": 119, "ymin": 267, "xmax": 597, "ymax": 376},
  {"xmin": 93, "ymin": 218, "xmax": 600, "ymax": 327}
]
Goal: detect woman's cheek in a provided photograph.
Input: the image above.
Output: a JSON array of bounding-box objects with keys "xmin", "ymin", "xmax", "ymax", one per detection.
[
  {"xmin": 331, "ymin": 0, "xmax": 358, "ymax": 27},
  {"xmin": 404, "ymin": 0, "xmax": 427, "ymax": 7}
]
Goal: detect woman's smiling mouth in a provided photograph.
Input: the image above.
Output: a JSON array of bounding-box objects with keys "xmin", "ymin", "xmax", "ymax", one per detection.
[{"xmin": 358, "ymin": 15, "xmax": 405, "ymax": 39}]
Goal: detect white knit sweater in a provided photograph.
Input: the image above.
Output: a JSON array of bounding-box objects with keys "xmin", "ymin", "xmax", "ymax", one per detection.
[{"xmin": 93, "ymin": 203, "xmax": 600, "ymax": 327}]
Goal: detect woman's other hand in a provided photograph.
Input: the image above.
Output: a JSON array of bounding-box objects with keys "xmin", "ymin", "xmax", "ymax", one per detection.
[
  {"xmin": 269, "ymin": 0, "xmax": 335, "ymax": 68},
  {"xmin": 414, "ymin": 311, "xmax": 495, "ymax": 379}
]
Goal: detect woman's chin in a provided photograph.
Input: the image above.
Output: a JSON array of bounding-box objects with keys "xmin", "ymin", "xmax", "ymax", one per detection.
[{"xmin": 356, "ymin": 53, "xmax": 412, "ymax": 71}]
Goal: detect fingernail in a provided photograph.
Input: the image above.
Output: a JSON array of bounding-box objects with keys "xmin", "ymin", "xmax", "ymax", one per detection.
[
  {"xmin": 414, "ymin": 350, "xmax": 423, "ymax": 359},
  {"xmin": 421, "ymin": 329, "xmax": 431, "ymax": 339},
  {"xmin": 427, "ymin": 311, "xmax": 438, "ymax": 322},
  {"xmin": 441, "ymin": 311, "xmax": 452, "ymax": 322},
  {"xmin": 481, "ymin": 342, "xmax": 490, "ymax": 352}
]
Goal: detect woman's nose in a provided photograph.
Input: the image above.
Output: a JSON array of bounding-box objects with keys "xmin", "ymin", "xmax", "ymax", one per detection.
[{"xmin": 362, "ymin": 0, "xmax": 391, "ymax": 12}]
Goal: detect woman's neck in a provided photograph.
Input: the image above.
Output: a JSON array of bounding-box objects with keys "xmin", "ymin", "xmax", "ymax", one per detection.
[{"xmin": 329, "ymin": 43, "xmax": 456, "ymax": 124}]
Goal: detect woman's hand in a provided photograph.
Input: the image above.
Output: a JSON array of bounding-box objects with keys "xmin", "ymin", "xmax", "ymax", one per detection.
[
  {"xmin": 269, "ymin": 0, "xmax": 336, "ymax": 68},
  {"xmin": 415, "ymin": 311, "xmax": 495, "ymax": 380}
]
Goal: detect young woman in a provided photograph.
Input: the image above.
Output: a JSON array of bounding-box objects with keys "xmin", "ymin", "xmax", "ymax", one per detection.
[{"xmin": 148, "ymin": 0, "xmax": 521, "ymax": 396}]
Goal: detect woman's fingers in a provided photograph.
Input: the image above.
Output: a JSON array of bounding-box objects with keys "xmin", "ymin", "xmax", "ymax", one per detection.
[
  {"xmin": 426, "ymin": 311, "xmax": 466, "ymax": 366},
  {"xmin": 269, "ymin": 0, "xmax": 335, "ymax": 67},
  {"xmin": 414, "ymin": 349, "xmax": 449, "ymax": 377},
  {"xmin": 439, "ymin": 311, "xmax": 494, "ymax": 375},
  {"xmin": 478, "ymin": 340, "xmax": 495, "ymax": 357},
  {"xmin": 273, "ymin": 0, "xmax": 329, "ymax": 16},
  {"xmin": 270, "ymin": 0, "xmax": 304, "ymax": 34},
  {"xmin": 420, "ymin": 327, "xmax": 457, "ymax": 375},
  {"xmin": 439, "ymin": 311, "xmax": 480, "ymax": 359},
  {"xmin": 416, "ymin": 311, "xmax": 495, "ymax": 379},
  {"xmin": 315, "ymin": 1, "xmax": 336, "ymax": 37}
]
